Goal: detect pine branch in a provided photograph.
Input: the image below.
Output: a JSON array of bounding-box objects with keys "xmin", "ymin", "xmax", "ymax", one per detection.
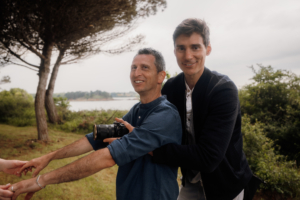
[
  {"xmin": 18, "ymin": 40, "xmax": 46, "ymax": 60},
  {"xmin": 9, "ymin": 61, "xmax": 39, "ymax": 72},
  {"xmin": 2, "ymin": 43, "xmax": 40, "ymax": 69}
]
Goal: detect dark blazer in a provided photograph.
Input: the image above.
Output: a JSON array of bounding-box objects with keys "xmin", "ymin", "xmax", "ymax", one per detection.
[{"xmin": 152, "ymin": 68, "xmax": 253, "ymax": 200}]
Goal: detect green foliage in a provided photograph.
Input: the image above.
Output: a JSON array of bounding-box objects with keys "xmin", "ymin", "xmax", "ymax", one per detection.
[
  {"xmin": 64, "ymin": 90, "xmax": 112, "ymax": 100},
  {"xmin": 51, "ymin": 96, "xmax": 128, "ymax": 134},
  {"xmin": 53, "ymin": 97, "xmax": 70, "ymax": 123},
  {"xmin": 0, "ymin": 88, "xmax": 36, "ymax": 126},
  {"xmin": 111, "ymin": 91, "xmax": 138, "ymax": 97},
  {"xmin": 52, "ymin": 109, "xmax": 127, "ymax": 134},
  {"xmin": 242, "ymin": 116, "xmax": 300, "ymax": 197},
  {"xmin": 239, "ymin": 65, "xmax": 300, "ymax": 165},
  {"xmin": 0, "ymin": 70, "xmax": 10, "ymax": 89}
]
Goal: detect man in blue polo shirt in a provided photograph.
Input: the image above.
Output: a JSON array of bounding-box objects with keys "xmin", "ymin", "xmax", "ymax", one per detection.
[{"xmin": 11, "ymin": 48, "xmax": 182, "ymax": 200}]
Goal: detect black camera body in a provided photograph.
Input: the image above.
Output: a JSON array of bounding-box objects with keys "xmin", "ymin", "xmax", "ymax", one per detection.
[{"xmin": 93, "ymin": 121, "xmax": 129, "ymax": 141}]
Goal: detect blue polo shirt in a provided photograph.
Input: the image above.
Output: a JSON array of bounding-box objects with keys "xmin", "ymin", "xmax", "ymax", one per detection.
[{"xmin": 86, "ymin": 95, "xmax": 182, "ymax": 200}]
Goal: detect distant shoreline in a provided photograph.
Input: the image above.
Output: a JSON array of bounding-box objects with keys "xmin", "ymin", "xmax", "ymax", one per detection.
[{"xmin": 68, "ymin": 97, "xmax": 139, "ymax": 102}]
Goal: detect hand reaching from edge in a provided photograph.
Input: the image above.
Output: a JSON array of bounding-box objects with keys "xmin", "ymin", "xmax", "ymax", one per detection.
[
  {"xmin": 0, "ymin": 184, "xmax": 14, "ymax": 200},
  {"xmin": 17, "ymin": 155, "xmax": 51, "ymax": 177},
  {"xmin": 1, "ymin": 160, "xmax": 27, "ymax": 177}
]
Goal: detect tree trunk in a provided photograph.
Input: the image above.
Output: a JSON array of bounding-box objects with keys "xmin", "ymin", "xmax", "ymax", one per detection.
[
  {"xmin": 35, "ymin": 41, "xmax": 53, "ymax": 141},
  {"xmin": 45, "ymin": 50, "xmax": 65, "ymax": 124}
]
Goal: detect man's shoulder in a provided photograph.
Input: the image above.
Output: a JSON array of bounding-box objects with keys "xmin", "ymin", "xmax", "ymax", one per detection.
[
  {"xmin": 207, "ymin": 69, "xmax": 238, "ymax": 92},
  {"xmin": 158, "ymin": 96, "xmax": 180, "ymax": 113},
  {"xmin": 145, "ymin": 96, "xmax": 181, "ymax": 124},
  {"xmin": 161, "ymin": 73, "xmax": 185, "ymax": 98},
  {"xmin": 164, "ymin": 72, "xmax": 184, "ymax": 87}
]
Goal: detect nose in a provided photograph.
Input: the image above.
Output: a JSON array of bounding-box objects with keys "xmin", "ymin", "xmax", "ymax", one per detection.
[{"xmin": 184, "ymin": 48, "xmax": 193, "ymax": 60}]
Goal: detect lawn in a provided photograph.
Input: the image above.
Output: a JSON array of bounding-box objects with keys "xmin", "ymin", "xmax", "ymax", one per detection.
[{"xmin": 0, "ymin": 124, "xmax": 117, "ymax": 200}]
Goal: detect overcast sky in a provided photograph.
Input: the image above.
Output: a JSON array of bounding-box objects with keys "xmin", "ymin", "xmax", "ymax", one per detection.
[{"xmin": 1, "ymin": 0, "xmax": 300, "ymax": 94}]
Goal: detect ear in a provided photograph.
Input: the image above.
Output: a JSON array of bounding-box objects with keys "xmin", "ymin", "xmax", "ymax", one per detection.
[
  {"xmin": 206, "ymin": 43, "xmax": 212, "ymax": 56},
  {"xmin": 158, "ymin": 71, "xmax": 166, "ymax": 84}
]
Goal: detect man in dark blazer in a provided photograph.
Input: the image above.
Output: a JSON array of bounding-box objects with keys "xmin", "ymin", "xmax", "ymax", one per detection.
[{"xmin": 151, "ymin": 18, "xmax": 254, "ymax": 200}]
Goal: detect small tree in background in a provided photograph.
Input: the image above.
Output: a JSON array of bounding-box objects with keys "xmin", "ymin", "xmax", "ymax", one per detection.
[
  {"xmin": 0, "ymin": 47, "xmax": 10, "ymax": 89},
  {"xmin": 0, "ymin": 74, "xmax": 10, "ymax": 89},
  {"xmin": 239, "ymin": 64, "xmax": 300, "ymax": 165},
  {"xmin": 0, "ymin": 0, "xmax": 166, "ymax": 141}
]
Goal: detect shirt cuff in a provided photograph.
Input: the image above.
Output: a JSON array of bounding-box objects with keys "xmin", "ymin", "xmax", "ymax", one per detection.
[
  {"xmin": 85, "ymin": 132, "xmax": 108, "ymax": 150},
  {"xmin": 107, "ymin": 139, "xmax": 131, "ymax": 166}
]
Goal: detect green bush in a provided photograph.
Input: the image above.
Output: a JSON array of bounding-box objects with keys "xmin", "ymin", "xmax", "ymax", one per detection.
[
  {"xmin": 0, "ymin": 88, "xmax": 36, "ymax": 126},
  {"xmin": 242, "ymin": 116, "xmax": 300, "ymax": 197},
  {"xmin": 239, "ymin": 65, "xmax": 300, "ymax": 165},
  {"xmin": 52, "ymin": 109, "xmax": 127, "ymax": 134}
]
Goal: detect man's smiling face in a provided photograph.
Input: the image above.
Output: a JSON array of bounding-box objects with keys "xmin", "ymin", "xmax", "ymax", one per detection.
[
  {"xmin": 174, "ymin": 32, "xmax": 211, "ymax": 78},
  {"xmin": 130, "ymin": 54, "xmax": 160, "ymax": 95}
]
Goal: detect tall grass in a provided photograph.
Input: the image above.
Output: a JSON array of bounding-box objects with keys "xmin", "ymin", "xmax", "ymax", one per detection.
[{"xmin": 51, "ymin": 109, "xmax": 127, "ymax": 134}]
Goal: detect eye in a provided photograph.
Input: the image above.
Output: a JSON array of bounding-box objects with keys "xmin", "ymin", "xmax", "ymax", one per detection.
[
  {"xmin": 142, "ymin": 65, "xmax": 149, "ymax": 69},
  {"xmin": 177, "ymin": 46, "xmax": 185, "ymax": 52},
  {"xmin": 131, "ymin": 66, "xmax": 137, "ymax": 70},
  {"xmin": 192, "ymin": 46, "xmax": 200, "ymax": 50}
]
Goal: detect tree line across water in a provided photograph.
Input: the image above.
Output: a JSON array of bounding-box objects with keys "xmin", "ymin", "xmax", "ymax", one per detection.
[
  {"xmin": 30, "ymin": 91, "xmax": 138, "ymax": 100},
  {"xmin": 0, "ymin": 65, "xmax": 300, "ymax": 198}
]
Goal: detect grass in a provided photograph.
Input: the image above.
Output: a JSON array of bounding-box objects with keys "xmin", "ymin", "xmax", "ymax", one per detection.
[
  {"xmin": 0, "ymin": 124, "xmax": 182, "ymax": 200},
  {"xmin": 0, "ymin": 124, "xmax": 117, "ymax": 200}
]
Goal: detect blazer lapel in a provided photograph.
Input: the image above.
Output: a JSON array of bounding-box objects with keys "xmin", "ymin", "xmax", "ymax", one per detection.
[{"xmin": 192, "ymin": 67, "xmax": 212, "ymax": 141}]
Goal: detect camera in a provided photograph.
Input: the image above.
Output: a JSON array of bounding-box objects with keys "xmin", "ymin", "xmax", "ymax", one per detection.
[{"xmin": 93, "ymin": 121, "xmax": 129, "ymax": 141}]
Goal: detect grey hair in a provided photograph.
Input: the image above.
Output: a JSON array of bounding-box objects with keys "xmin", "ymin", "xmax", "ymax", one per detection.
[{"xmin": 137, "ymin": 48, "xmax": 165, "ymax": 72}]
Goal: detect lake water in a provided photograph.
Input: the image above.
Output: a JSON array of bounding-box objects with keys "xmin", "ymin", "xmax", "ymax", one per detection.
[{"xmin": 69, "ymin": 97, "xmax": 139, "ymax": 111}]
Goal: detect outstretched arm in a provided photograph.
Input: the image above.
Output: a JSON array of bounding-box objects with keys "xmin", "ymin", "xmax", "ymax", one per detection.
[
  {"xmin": 10, "ymin": 147, "xmax": 115, "ymax": 200},
  {"xmin": 18, "ymin": 137, "xmax": 93, "ymax": 177}
]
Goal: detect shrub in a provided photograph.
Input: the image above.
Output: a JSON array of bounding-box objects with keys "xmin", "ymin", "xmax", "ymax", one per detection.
[
  {"xmin": 242, "ymin": 116, "xmax": 300, "ymax": 197},
  {"xmin": 239, "ymin": 65, "xmax": 300, "ymax": 165},
  {"xmin": 0, "ymin": 88, "xmax": 36, "ymax": 126}
]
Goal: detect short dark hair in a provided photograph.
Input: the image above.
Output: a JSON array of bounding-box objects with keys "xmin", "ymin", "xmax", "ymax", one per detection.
[
  {"xmin": 173, "ymin": 18, "xmax": 210, "ymax": 47},
  {"xmin": 137, "ymin": 48, "xmax": 165, "ymax": 72}
]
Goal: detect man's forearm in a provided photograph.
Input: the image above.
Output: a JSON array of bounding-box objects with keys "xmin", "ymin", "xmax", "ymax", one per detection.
[
  {"xmin": 49, "ymin": 137, "xmax": 93, "ymax": 161},
  {"xmin": 40, "ymin": 148, "xmax": 115, "ymax": 186}
]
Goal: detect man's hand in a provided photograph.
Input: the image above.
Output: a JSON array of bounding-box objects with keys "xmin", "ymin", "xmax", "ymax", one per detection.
[
  {"xmin": 115, "ymin": 118, "xmax": 134, "ymax": 133},
  {"xmin": 0, "ymin": 184, "xmax": 14, "ymax": 200},
  {"xmin": 18, "ymin": 154, "xmax": 52, "ymax": 178},
  {"xmin": 103, "ymin": 118, "xmax": 135, "ymax": 144},
  {"xmin": 9, "ymin": 178, "xmax": 41, "ymax": 200},
  {"xmin": 1, "ymin": 160, "xmax": 27, "ymax": 177}
]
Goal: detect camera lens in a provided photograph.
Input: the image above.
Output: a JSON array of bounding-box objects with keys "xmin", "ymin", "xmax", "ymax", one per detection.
[
  {"xmin": 93, "ymin": 122, "xmax": 129, "ymax": 141},
  {"xmin": 93, "ymin": 124, "xmax": 115, "ymax": 141}
]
